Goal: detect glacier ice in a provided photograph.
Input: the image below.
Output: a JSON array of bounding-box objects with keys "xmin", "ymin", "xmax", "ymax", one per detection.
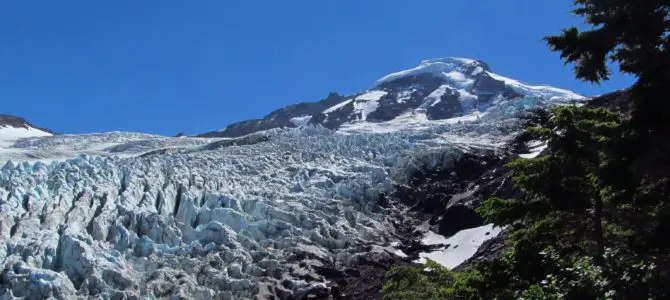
[
  {"xmin": 0, "ymin": 57, "xmax": 589, "ymax": 299},
  {"xmin": 0, "ymin": 114, "xmax": 531, "ymax": 298}
]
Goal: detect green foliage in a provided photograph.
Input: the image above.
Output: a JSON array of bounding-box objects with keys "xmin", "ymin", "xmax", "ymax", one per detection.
[
  {"xmin": 383, "ymin": 259, "xmax": 494, "ymax": 300},
  {"xmin": 518, "ymin": 247, "xmax": 612, "ymax": 300},
  {"xmin": 545, "ymin": 0, "xmax": 670, "ymax": 84},
  {"xmin": 385, "ymin": 3, "xmax": 670, "ymax": 298},
  {"xmin": 546, "ymin": 0, "xmax": 670, "ymax": 128},
  {"xmin": 383, "ymin": 260, "xmax": 461, "ymax": 300},
  {"xmin": 383, "ymin": 264, "xmax": 442, "ymax": 299},
  {"xmin": 385, "ymin": 106, "xmax": 669, "ymax": 299},
  {"xmin": 478, "ymin": 106, "xmax": 626, "ymax": 267}
]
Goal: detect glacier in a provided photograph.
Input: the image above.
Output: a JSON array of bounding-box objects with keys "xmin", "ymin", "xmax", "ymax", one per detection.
[{"xmin": 0, "ymin": 57, "xmax": 586, "ymax": 299}]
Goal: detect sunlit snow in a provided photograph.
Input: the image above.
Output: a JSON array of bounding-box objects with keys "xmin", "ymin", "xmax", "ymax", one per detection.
[
  {"xmin": 486, "ymin": 71, "xmax": 585, "ymax": 101},
  {"xmin": 323, "ymin": 99, "xmax": 353, "ymax": 114},
  {"xmin": 415, "ymin": 224, "xmax": 502, "ymax": 269},
  {"xmin": 0, "ymin": 126, "xmax": 52, "ymax": 146},
  {"xmin": 290, "ymin": 115, "xmax": 313, "ymax": 127},
  {"xmin": 519, "ymin": 140, "xmax": 548, "ymax": 159},
  {"xmin": 353, "ymin": 90, "xmax": 387, "ymax": 120}
]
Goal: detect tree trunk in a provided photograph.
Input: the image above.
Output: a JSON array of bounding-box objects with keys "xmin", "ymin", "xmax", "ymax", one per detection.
[{"xmin": 594, "ymin": 194, "xmax": 605, "ymax": 265}]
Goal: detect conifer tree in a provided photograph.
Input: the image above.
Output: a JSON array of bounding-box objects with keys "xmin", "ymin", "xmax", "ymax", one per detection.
[{"xmin": 545, "ymin": 0, "xmax": 670, "ymax": 130}]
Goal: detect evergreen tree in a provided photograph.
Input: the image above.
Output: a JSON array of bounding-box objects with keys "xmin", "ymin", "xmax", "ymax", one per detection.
[
  {"xmin": 480, "ymin": 107, "xmax": 626, "ymax": 265},
  {"xmin": 547, "ymin": 0, "xmax": 670, "ymax": 272},
  {"xmin": 545, "ymin": 0, "xmax": 670, "ymax": 130},
  {"xmin": 384, "ymin": 1, "xmax": 670, "ymax": 298}
]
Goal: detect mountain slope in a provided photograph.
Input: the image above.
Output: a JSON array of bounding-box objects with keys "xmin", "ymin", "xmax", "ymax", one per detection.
[
  {"xmin": 201, "ymin": 57, "xmax": 584, "ymax": 137},
  {"xmin": 0, "ymin": 58, "xmax": 586, "ymax": 299},
  {"xmin": 0, "ymin": 114, "xmax": 55, "ymax": 161},
  {"xmin": 0, "ymin": 114, "xmax": 54, "ymax": 138}
]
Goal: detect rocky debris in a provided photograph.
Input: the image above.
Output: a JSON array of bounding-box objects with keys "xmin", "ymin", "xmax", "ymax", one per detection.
[
  {"xmin": 384, "ymin": 110, "xmax": 556, "ymax": 272},
  {"xmin": 318, "ymin": 251, "xmax": 413, "ymax": 300},
  {"xmin": 392, "ymin": 151, "xmax": 516, "ymax": 237}
]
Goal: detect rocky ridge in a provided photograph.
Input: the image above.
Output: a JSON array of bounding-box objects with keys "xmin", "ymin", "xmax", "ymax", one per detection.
[{"xmin": 200, "ymin": 58, "xmax": 583, "ymax": 138}]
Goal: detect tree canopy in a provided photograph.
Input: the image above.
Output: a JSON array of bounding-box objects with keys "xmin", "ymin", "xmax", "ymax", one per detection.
[
  {"xmin": 384, "ymin": 1, "xmax": 670, "ymax": 299},
  {"xmin": 546, "ymin": 0, "xmax": 670, "ymax": 129}
]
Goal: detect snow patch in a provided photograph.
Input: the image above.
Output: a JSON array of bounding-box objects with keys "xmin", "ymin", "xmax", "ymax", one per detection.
[
  {"xmin": 0, "ymin": 131, "xmax": 212, "ymax": 164},
  {"xmin": 471, "ymin": 66, "xmax": 484, "ymax": 76},
  {"xmin": 457, "ymin": 89, "xmax": 479, "ymax": 112},
  {"xmin": 420, "ymin": 85, "xmax": 451, "ymax": 109},
  {"xmin": 289, "ymin": 115, "xmax": 312, "ymax": 127},
  {"xmin": 396, "ymin": 90, "xmax": 414, "ymax": 104},
  {"xmin": 415, "ymin": 224, "xmax": 502, "ymax": 269},
  {"xmin": 352, "ymin": 91, "xmax": 387, "ymax": 121},
  {"xmin": 323, "ymin": 99, "xmax": 353, "ymax": 114},
  {"xmin": 356, "ymin": 90, "xmax": 388, "ymax": 101},
  {"xmin": 443, "ymin": 71, "xmax": 475, "ymax": 88},
  {"xmin": 519, "ymin": 140, "xmax": 548, "ymax": 159},
  {"xmin": 0, "ymin": 126, "xmax": 52, "ymax": 146},
  {"xmin": 374, "ymin": 57, "xmax": 582, "ymax": 104},
  {"xmin": 486, "ymin": 71, "xmax": 585, "ymax": 101}
]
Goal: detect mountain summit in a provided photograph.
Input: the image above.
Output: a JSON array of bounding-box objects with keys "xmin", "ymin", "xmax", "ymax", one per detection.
[{"xmin": 200, "ymin": 57, "xmax": 584, "ymax": 137}]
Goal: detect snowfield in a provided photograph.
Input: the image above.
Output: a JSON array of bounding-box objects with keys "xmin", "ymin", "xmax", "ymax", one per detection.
[
  {"xmin": 0, "ymin": 126, "xmax": 52, "ymax": 144},
  {"xmin": 414, "ymin": 224, "xmax": 503, "ymax": 269},
  {"xmin": 0, "ymin": 57, "xmax": 586, "ymax": 299}
]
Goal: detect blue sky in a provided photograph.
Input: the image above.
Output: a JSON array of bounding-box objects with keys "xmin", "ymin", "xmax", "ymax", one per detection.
[{"xmin": 1, "ymin": 0, "xmax": 634, "ymax": 135}]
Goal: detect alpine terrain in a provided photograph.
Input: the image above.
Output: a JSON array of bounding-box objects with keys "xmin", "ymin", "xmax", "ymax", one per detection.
[{"xmin": 0, "ymin": 58, "xmax": 585, "ymax": 299}]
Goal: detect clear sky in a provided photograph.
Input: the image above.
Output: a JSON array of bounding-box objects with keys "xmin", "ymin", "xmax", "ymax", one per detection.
[{"xmin": 1, "ymin": 0, "xmax": 635, "ymax": 135}]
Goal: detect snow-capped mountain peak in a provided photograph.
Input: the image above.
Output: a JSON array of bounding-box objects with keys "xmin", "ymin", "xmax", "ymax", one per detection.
[
  {"xmin": 375, "ymin": 57, "xmax": 490, "ymax": 87},
  {"xmin": 198, "ymin": 57, "xmax": 585, "ymax": 138},
  {"xmin": 375, "ymin": 56, "xmax": 582, "ymax": 100},
  {"xmin": 0, "ymin": 58, "xmax": 588, "ymax": 299}
]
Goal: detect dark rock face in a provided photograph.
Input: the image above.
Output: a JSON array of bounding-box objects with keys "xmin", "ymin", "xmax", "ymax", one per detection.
[
  {"xmin": 366, "ymin": 92, "xmax": 416, "ymax": 122},
  {"xmin": 369, "ymin": 74, "xmax": 445, "ymax": 122},
  {"xmin": 311, "ymin": 99, "xmax": 357, "ymax": 130},
  {"xmin": 392, "ymin": 151, "xmax": 517, "ymax": 237},
  {"xmin": 426, "ymin": 90, "xmax": 463, "ymax": 120},
  {"xmin": 198, "ymin": 93, "xmax": 346, "ymax": 137},
  {"xmin": 199, "ymin": 73, "xmax": 452, "ymax": 137},
  {"xmin": 587, "ymin": 89, "xmax": 632, "ymax": 115},
  {"xmin": 438, "ymin": 204, "xmax": 485, "ymax": 238},
  {"xmin": 324, "ymin": 150, "xmax": 524, "ymax": 299},
  {"xmin": 473, "ymin": 73, "xmax": 514, "ymax": 97},
  {"xmin": 0, "ymin": 114, "xmax": 55, "ymax": 134}
]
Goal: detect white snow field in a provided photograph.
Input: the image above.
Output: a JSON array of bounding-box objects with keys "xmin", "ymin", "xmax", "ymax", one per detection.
[
  {"xmin": 376, "ymin": 57, "xmax": 584, "ymax": 103},
  {"xmin": 0, "ymin": 126, "xmax": 54, "ymax": 162},
  {"xmin": 0, "ymin": 58, "xmax": 585, "ymax": 299},
  {"xmin": 414, "ymin": 224, "xmax": 503, "ymax": 269}
]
